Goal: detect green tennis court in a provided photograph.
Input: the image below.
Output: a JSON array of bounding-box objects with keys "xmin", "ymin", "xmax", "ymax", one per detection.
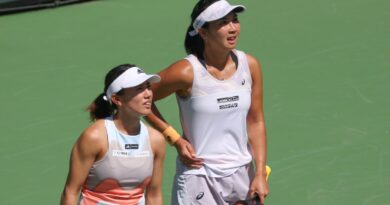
[{"xmin": 0, "ymin": 0, "xmax": 389, "ymax": 204}]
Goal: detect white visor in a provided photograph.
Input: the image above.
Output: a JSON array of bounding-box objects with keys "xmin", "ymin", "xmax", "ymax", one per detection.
[
  {"xmin": 105, "ymin": 67, "xmax": 160, "ymax": 102},
  {"xmin": 189, "ymin": 0, "xmax": 246, "ymax": 36}
]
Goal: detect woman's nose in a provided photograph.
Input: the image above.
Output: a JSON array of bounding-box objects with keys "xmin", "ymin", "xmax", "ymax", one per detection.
[
  {"xmin": 144, "ymin": 88, "xmax": 152, "ymax": 98},
  {"xmin": 228, "ymin": 21, "xmax": 238, "ymax": 31}
]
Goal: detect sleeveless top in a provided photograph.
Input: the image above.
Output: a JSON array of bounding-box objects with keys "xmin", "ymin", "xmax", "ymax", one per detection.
[
  {"xmin": 176, "ymin": 49, "xmax": 253, "ymax": 177},
  {"xmin": 79, "ymin": 117, "xmax": 154, "ymax": 205}
]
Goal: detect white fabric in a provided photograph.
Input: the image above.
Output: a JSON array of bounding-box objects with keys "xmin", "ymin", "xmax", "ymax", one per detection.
[
  {"xmin": 176, "ymin": 50, "xmax": 253, "ymax": 177},
  {"xmin": 189, "ymin": 0, "xmax": 245, "ymax": 36},
  {"xmin": 80, "ymin": 118, "xmax": 153, "ymax": 204},
  {"xmin": 105, "ymin": 67, "xmax": 160, "ymax": 102},
  {"xmin": 172, "ymin": 163, "xmax": 255, "ymax": 205}
]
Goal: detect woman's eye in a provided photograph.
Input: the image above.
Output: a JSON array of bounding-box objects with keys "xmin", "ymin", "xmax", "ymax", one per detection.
[
  {"xmin": 136, "ymin": 83, "xmax": 150, "ymax": 91},
  {"xmin": 136, "ymin": 86, "xmax": 144, "ymax": 91},
  {"xmin": 220, "ymin": 20, "xmax": 228, "ymax": 25}
]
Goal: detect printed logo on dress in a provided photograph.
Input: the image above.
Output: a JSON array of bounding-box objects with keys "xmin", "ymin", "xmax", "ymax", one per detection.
[
  {"xmin": 217, "ymin": 96, "xmax": 239, "ymax": 103},
  {"xmin": 242, "ymin": 79, "xmax": 245, "ymax": 85},
  {"xmin": 125, "ymin": 144, "xmax": 139, "ymax": 149},
  {"xmin": 113, "ymin": 150, "xmax": 150, "ymax": 158},
  {"xmin": 196, "ymin": 192, "xmax": 204, "ymax": 200},
  {"xmin": 219, "ymin": 103, "xmax": 238, "ymax": 109},
  {"xmin": 217, "ymin": 96, "xmax": 239, "ymax": 110}
]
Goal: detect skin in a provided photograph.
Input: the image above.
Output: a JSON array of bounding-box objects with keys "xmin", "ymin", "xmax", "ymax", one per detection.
[
  {"xmin": 60, "ymin": 82, "xmax": 165, "ymax": 205},
  {"xmin": 145, "ymin": 12, "xmax": 269, "ymax": 204}
]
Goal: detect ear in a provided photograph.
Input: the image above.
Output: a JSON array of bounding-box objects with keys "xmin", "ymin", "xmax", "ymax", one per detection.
[
  {"xmin": 198, "ymin": 28, "xmax": 208, "ymax": 41},
  {"xmin": 111, "ymin": 94, "xmax": 122, "ymax": 107}
]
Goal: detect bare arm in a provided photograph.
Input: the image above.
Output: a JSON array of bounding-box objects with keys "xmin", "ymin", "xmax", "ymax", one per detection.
[
  {"xmin": 145, "ymin": 59, "xmax": 193, "ymax": 131},
  {"xmin": 144, "ymin": 60, "xmax": 203, "ymax": 168},
  {"xmin": 60, "ymin": 122, "xmax": 105, "ymax": 205},
  {"xmin": 145, "ymin": 127, "xmax": 166, "ymax": 205},
  {"xmin": 246, "ymin": 54, "xmax": 269, "ymax": 205}
]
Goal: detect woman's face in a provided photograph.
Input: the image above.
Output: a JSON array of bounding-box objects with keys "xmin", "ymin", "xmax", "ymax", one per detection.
[
  {"xmin": 202, "ymin": 12, "xmax": 241, "ymax": 50},
  {"xmin": 115, "ymin": 81, "xmax": 153, "ymax": 117}
]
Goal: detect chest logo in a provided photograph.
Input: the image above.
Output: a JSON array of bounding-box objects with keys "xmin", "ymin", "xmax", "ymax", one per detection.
[
  {"xmin": 217, "ymin": 96, "xmax": 239, "ymax": 110},
  {"xmin": 217, "ymin": 96, "xmax": 239, "ymax": 103},
  {"xmin": 125, "ymin": 144, "xmax": 139, "ymax": 149}
]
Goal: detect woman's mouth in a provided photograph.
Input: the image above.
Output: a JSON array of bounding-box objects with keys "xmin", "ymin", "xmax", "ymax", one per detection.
[
  {"xmin": 227, "ymin": 36, "xmax": 237, "ymax": 44},
  {"xmin": 144, "ymin": 101, "xmax": 152, "ymax": 108}
]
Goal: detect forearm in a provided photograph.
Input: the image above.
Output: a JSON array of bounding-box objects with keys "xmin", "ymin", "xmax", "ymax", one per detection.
[
  {"xmin": 60, "ymin": 188, "xmax": 79, "ymax": 205},
  {"xmin": 145, "ymin": 103, "xmax": 181, "ymax": 145},
  {"xmin": 144, "ymin": 103, "xmax": 169, "ymax": 131},
  {"xmin": 146, "ymin": 188, "xmax": 163, "ymax": 205},
  {"xmin": 248, "ymin": 121, "xmax": 267, "ymax": 176}
]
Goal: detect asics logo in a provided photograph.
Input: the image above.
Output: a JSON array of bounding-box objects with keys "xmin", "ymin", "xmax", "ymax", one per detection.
[{"xmin": 196, "ymin": 192, "xmax": 204, "ymax": 200}]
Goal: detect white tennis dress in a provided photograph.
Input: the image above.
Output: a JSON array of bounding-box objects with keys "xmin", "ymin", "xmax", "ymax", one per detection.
[
  {"xmin": 176, "ymin": 49, "xmax": 253, "ymax": 178},
  {"xmin": 79, "ymin": 117, "xmax": 153, "ymax": 205}
]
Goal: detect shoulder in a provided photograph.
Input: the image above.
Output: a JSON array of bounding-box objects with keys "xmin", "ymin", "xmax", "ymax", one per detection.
[
  {"xmin": 146, "ymin": 125, "xmax": 166, "ymax": 155},
  {"xmin": 151, "ymin": 58, "xmax": 194, "ymax": 99},
  {"xmin": 242, "ymin": 52, "xmax": 262, "ymax": 76},
  {"xmin": 160, "ymin": 59, "xmax": 193, "ymax": 83},
  {"xmin": 81, "ymin": 119, "xmax": 106, "ymax": 141},
  {"xmin": 244, "ymin": 53, "xmax": 262, "ymax": 70},
  {"xmin": 147, "ymin": 125, "xmax": 165, "ymax": 147},
  {"xmin": 242, "ymin": 53, "xmax": 263, "ymax": 87},
  {"xmin": 76, "ymin": 120, "xmax": 106, "ymax": 153}
]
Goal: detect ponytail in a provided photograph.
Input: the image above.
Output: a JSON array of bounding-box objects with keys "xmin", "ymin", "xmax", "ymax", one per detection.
[
  {"xmin": 86, "ymin": 64, "xmax": 134, "ymax": 121},
  {"xmin": 184, "ymin": 0, "xmax": 219, "ymax": 57},
  {"xmin": 87, "ymin": 93, "xmax": 114, "ymax": 121},
  {"xmin": 184, "ymin": 25, "xmax": 205, "ymax": 57}
]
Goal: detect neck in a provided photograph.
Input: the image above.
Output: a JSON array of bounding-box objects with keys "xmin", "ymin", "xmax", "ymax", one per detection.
[
  {"xmin": 203, "ymin": 47, "xmax": 232, "ymax": 70},
  {"xmin": 113, "ymin": 112, "xmax": 140, "ymax": 135}
]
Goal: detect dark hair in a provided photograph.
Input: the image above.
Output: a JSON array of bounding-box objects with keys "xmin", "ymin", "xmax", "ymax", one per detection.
[
  {"xmin": 184, "ymin": 0, "xmax": 219, "ymax": 57},
  {"xmin": 87, "ymin": 64, "xmax": 136, "ymax": 121}
]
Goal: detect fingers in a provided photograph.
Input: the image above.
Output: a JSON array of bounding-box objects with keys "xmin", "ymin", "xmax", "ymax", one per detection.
[
  {"xmin": 250, "ymin": 190, "xmax": 267, "ymax": 205},
  {"xmin": 180, "ymin": 156, "xmax": 204, "ymax": 169},
  {"xmin": 179, "ymin": 146, "xmax": 204, "ymax": 168},
  {"xmin": 259, "ymin": 194, "xmax": 265, "ymax": 205},
  {"xmin": 185, "ymin": 141, "xmax": 197, "ymax": 158},
  {"xmin": 174, "ymin": 138, "xmax": 204, "ymax": 168},
  {"xmin": 247, "ymin": 189, "xmax": 256, "ymax": 199},
  {"xmin": 248, "ymin": 181, "xmax": 269, "ymax": 205}
]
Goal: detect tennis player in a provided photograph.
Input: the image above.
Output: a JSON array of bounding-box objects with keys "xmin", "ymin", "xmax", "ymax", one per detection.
[
  {"xmin": 60, "ymin": 64, "xmax": 165, "ymax": 205},
  {"xmin": 144, "ymin": 0, "xmax": 269, "ymax": 204}
]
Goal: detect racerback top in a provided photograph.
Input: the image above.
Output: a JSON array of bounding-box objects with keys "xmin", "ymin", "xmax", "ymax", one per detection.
[
  {"xmin": 79, "ymin": 117, "xmax": 154, "ymax": 205},
  {"xmin": 176, "ymin": 49, "xmax": 253, "ymax": 177}
]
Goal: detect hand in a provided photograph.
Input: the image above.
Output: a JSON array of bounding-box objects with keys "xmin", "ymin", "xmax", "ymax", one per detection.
[
  {"xmin": 173, "ymin": 138, "xmax": 203, "ymax": 169},
  {"xmin": 248, "ymin": 174, "xmax": 269, "ymax": 205}
]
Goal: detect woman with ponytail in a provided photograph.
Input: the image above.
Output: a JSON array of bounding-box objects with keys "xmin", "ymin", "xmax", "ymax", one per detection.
[
  {"xmin": 61, "ymin": 64, "xmax": 165, "ymax": 205},
  {"xmin": 145, "ymin": 0, "xmax": 269, "ymax": 204}
]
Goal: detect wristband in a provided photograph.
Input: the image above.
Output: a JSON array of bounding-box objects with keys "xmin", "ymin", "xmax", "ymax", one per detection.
[{"xmin": 162, "ymin": 126, "xmax": 181, "ymax": 145}]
